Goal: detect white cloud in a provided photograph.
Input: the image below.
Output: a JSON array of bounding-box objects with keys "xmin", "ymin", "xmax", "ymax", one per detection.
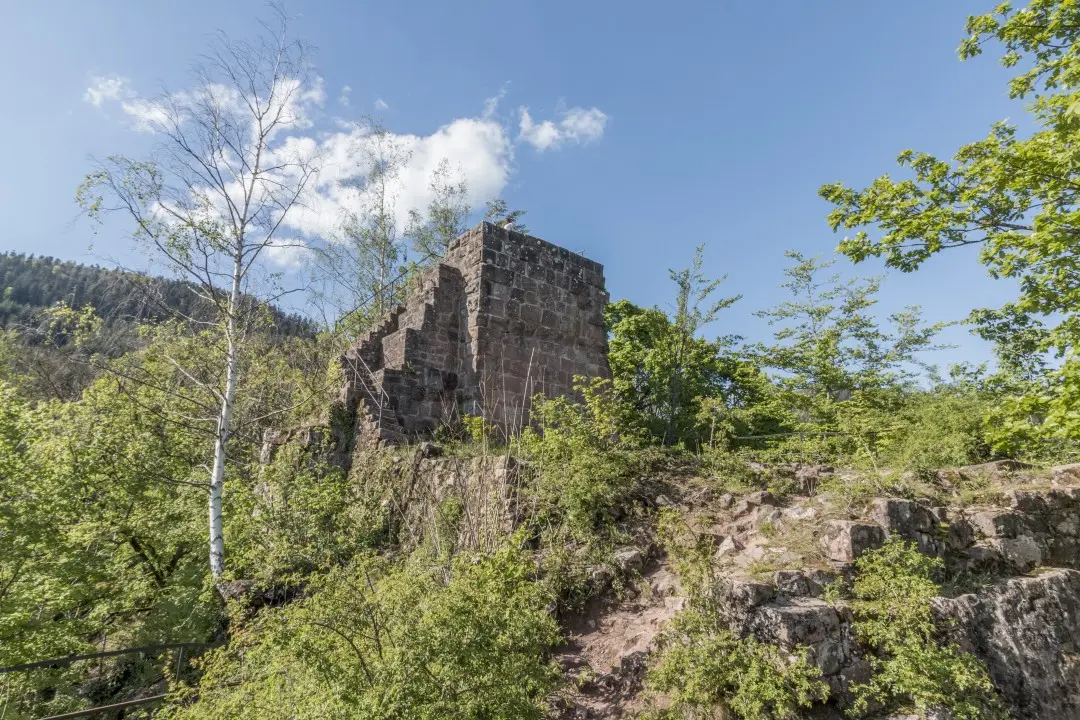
[
  {"xmin": 84, "ymin": 73, "xmax": 596, "ymax": 266},
  {"xmin": 85, "ymin": 71, "xmax": 326, "ymax": 137},
  {"xmin": 338, "ymin": 85, "xmax": 351, "ymax": 107},
  {"xmin": 264, "ymin": 238, "xmax": 310, "ymax": 267},
  {"xmin": 374, "ymin": 97, "xmax": 389, "ymax": 111},
  {"xmin": 483, "ymin": 83, "xmax": 509, "ymax": 119},
  {"xmin": 84, "ymin": 74, "xmax": 131, "ymax": 107},
  {"xmin": 518, "ymin": 105, "xmax": 608, "ymax": 151},
  {"xmin": 120, "ymin": 97, "xmax": 170, "ymax": 133},
  {"xmin": 281, "ymin": 113, "xmax": 512, "ymax": 240}
]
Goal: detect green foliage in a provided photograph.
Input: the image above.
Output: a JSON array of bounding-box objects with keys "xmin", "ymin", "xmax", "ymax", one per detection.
[
  {"xmin": 0, "ymin": 376, "xmax": 215, "ymax": 718},
  {"xmin": 876, "ymin": 384, "xmax": 993, "ymax": 472},
  {"xmin": 484, "ymin": 198, "xmax": 529, "ymax": 234},
  {"xmin": 646, "ymin": 510, "xmax": 828, "ymax": 719},
  {"xmin": 754, "ymin": 252, "xmax": 944, "ymax": 437},
  {"xmin": 522, "ymin": 377, "xmax": 649, "ymax": 535},
  {"xmin": 0, "ymin": 317, "xmax": 337, "ymax": 716},
  {"xmin": 605, "ymin": 246, "xmax": 776, "ymax": 449},
  {"xmin": 167, "ymin": 544, "xmax": 561, "ymax": 720},
  {"xmin": 646, "ymin": 611, "xmax": 827, "ymax": 720},
  {"xmin": 406, "ymin": 157, "xmax": 471, "ymax": 259},
  {"xmin": 228, "ymin": 440, "xmax": 382, "ymax": 587},
  {"xmin": 849, "ymin": 539, "xmax": 1003, "ymax": 719},
  {"xmin": 820, "ymin": 0, "xmax": 1080, "ymax": 443}
]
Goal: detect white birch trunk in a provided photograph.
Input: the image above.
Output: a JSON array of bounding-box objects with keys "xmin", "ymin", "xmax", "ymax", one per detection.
[{"xmin": 208, "ymin": 252, "xmax": 243, "ymax": 579}]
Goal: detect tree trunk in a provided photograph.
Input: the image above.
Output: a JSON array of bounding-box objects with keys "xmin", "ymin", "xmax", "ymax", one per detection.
[{"xmin": 208, "ymin": 252, "xmax": 243, "ymax": 579}]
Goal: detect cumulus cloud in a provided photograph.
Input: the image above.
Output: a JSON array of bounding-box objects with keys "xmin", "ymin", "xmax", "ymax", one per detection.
[
  {"xmin": 263, "ymin": 238, "xmax": 310, "ymax": 267},
  {"xmin": 518, "ymin": 106, "xmax": 608, "ymax": 151},
  {"xmin": 374, "ymin": 97, "xmax": 389, "ymax": 111},
  {"xmin": 84, "ymin": 73, "xmax": 604, "ymax": 270},
  {"xmin": 84, "ymin": 74, "xmax": 131, "ymax": 107},
  {"xmin": 86, "ymin": 72, "xmax": 327, "ymax": 138},
  {"xmin": 280, "ymin": 115, "xmax": 512, "ymax": 242}
]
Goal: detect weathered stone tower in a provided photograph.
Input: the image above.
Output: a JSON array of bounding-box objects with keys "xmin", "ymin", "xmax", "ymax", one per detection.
[{"xmin": 338, "ymin": 221, "xmax": 609, "ymax": 444}]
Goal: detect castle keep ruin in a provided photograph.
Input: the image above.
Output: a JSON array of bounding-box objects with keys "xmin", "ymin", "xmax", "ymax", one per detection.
[{"xmin": 338, "ymin": 221, "xmax": 610, "ymax": 445}]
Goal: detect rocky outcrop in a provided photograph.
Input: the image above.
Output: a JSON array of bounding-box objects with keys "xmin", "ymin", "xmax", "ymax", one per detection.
[
  {"xmin": 739, "ymin": 483, "xmax": 1080, "ymax": 719},
  {"xmin": 935, "ymin": 569, "xmax": 1080, "ymax": 719}
]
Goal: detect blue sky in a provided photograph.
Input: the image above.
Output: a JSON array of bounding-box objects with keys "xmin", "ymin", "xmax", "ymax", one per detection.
[{"xmin": 0, "ymin": 1, "xmax": 1026, "ymax": 367}]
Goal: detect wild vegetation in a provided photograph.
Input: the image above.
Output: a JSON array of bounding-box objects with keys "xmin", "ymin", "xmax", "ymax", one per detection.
[{"xmin": 3, "ymin": 1, "xmax": 1080, "ymax": 718}]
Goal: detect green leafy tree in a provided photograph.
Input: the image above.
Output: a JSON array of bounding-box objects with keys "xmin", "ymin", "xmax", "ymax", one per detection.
[
  {"xmin": 606, "ymin": 245, "xmax": 743, "ymax": 446},
  {"xmin": 406, "ymin": 158, "xmax": 472, "ymax": 259},
  {"xmin": 754, "ymin": 252, "xmax": 944, "ymax": 436},
  {"xmin": 166, "ymin": 545, "xmax": 561, "ymax": 720},
  {"xmin": 819, "ymin": 0, "xmax": 1080, "ymax": 442},
  {"xmin": 523, "ymin": 377, "xmax": 648, "ymax": 534},
  {"xmin": 484, "ymin": 198, "xmax": 529, "ymax": 233}
]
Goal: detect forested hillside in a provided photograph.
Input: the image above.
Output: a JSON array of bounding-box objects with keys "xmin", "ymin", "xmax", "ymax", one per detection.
[{"xmin": 0, "ymin": 252, "xmax": 315, "ymax": 336}]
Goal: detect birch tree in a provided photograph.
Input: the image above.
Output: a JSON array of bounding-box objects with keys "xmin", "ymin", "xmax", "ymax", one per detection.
[
  {"xmin": 76, "ymin": 8, "xmax": 320, "ymax": 579},
  {"xmin": 310, "ymin": 126, "xmax": 411, "ymax": 334}
]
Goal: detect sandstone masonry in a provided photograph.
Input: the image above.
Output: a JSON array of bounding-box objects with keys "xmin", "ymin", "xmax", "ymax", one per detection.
[{"xmin": 338, "ymin": 222, "xmax": 609, "ymax": 444}]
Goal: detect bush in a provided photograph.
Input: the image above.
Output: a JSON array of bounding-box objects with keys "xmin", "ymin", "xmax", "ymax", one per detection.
[
  {"xmin": 521, "ymin": 377, "xmax": 651, "ymax": 535},
  {"xmin": 647, "ymin": 610, "xmax": 827, "ymax": 720},
  {"xmin": 849, "ymin": 539, "xmax": 1003, "ymax": 719},
  {"xmin": 166, "ymin": 543, "xmax": 561, "ymax": 720},
  {"xmin": 645, "ymin": 509, "xmax": 828, "ymax": 719},
  {"xmin": 876, "ymin": 389, "xmax": 993, "ymax": 473}
]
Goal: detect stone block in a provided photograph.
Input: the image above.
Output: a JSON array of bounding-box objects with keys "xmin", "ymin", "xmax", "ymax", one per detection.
[
  {"xmin": 774, "ymin": 570, "xmax": 810, "ymax": 597},
  {"xmin": 989, "ymin": 535, "xmax": 1043, "ymax": 572},
  {"xmin": 871, "ymin": 497, "xmax": 934, "ymax": 535},
  {"xmin": 722, "ymin": 578, "xmax": 775, "ymax": 608},
  {"xmin": 971, "ymin": 510, "xmax": 1024, "ymax": 539},
  {"xmin": 819, "ymin": 521, "xmax": 886, "ymax": 563}
]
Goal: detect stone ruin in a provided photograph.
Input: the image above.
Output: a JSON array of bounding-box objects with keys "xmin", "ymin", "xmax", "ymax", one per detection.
[{"xmin": 337, "ymin": 221, "xmax": 610, "ymax": 445}]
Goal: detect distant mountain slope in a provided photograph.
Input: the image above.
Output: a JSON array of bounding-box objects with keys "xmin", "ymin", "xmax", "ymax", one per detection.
[{"xmin": 0, "ymin": 252, "xmax": 316, "ymax": 336}]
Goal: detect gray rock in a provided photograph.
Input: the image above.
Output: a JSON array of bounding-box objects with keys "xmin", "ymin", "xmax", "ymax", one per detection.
[
  {"xmin": 1051, "ymin": 464, "xmax": 1080, "ymax": 483},
  {"xmin": 970, "ymin": 510, "xmax": 1024, "ymax": 539},
  {"xmin": 725, "ymin": 579, "xmax": 775, "ymax": 608},
  {"xmin": 751, "ymin": 599, "xmax": 844, "ymax": 674},
  {"xmin": 948, "ymin": 518, "xmax": 976, "ymax": 550},
  {"xmin": 935, "ymin": 569, "xmax": 1080, "ymax": 719},
  {"xmin": 774, "ymin": 570, "xmax": 810, "ymax": 596},
  {"xmin": 746, "ymin": 490, "xmax": 777, "ymax": 507},
  {"xmin": 717, "ymin": 492, "xmax": 735, "ymax": 509},
  {"xmin": 819, "ymin": 520, "xmax": 886, "ymax": 563},
  {"xmin": 612, "ymin": 546, "xmax": 645, "ymax": 574},
  {"xmin": 756, "ymin": 506, "xmax": 783, "ymax": 526},
  {"xmin": 989, "ymin": 535, "xmax": 1043, "ymax": 572},
  {"xmin": 715, "ymin": 535, "xmax": 744, "ymax": 559},
  {"xmin": 1010, "ymin": 489, "xmax": 1050, "ymax": 514},
  {"xmin": 871, "ymin": 497, "xmax": 934, "ymax": 535}
]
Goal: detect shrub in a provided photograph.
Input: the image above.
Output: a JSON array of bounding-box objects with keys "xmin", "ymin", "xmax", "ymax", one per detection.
[
  {"xmin": 647, "ymin": 610, "xmax": 827, "ymax": 720},
  {"xmin": 877, "ymin": 389, "xmax": 992, "ymax": 473},
  {"xmin": 646, "ymin": 509, "xmax": 828, "ymax": 719},
  {"xmin": 166, "ymin": 543, "xmax": 561, "ymax": 720},
  {"xmin": 521, "ymin": 377, "xmax": 650, "ymax": 535},
  {"xmin": 849, "ymin": 539, "xmax": 1003, "ymax": 719}
]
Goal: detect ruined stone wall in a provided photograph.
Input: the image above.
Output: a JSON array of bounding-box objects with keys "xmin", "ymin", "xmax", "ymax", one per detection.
[
  {"xmin": 339, "ymin": 222, "xmax": 609, "ymax": 443},
  {"xmin": 468, "ymin": 224, "xmax": 610, "ymax": 431}
]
